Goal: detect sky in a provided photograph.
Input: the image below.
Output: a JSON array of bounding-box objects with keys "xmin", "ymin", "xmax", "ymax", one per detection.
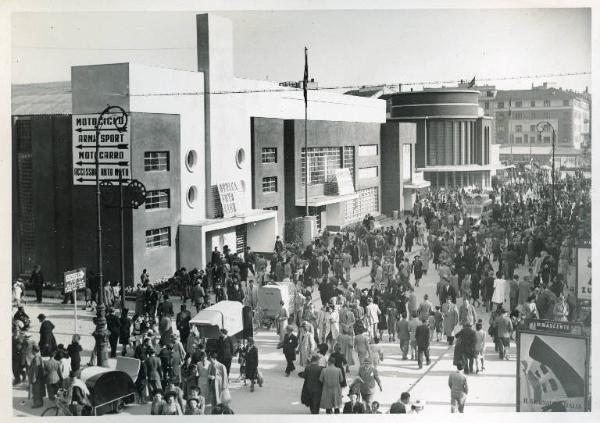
[{"xmin": 11, "ymin": 8, "xmax": 591, "ymax": 92}]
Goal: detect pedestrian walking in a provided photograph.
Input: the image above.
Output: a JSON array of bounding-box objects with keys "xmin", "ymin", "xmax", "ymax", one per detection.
[
  {"xmin": 300, "ymin": 354, "xmax": 324, "ymax": 414},
  {"xmin": 448, "ymin": 364, "xmax": 468, "ymax": 413},
  {"xmin": 37, "ymin": 314, "xmax": 57, "ymax": 358},
  {"xmin": 319, "ymin": 356, "xmax": 343, "ymax": 414},
  {"xmin": 30, "ymin": 265, "xmax": 44, "ymax": 303},
  {"xmin": 281, "ymin": 325, "xmax": 298, "ymax": 376},
  {"xmin": 357, "ymin": 358, "xmax": 382, "ymax": 411},
  {"xmin": 415, "ymin": 318, "xmax": 431, "ymax": 369}
]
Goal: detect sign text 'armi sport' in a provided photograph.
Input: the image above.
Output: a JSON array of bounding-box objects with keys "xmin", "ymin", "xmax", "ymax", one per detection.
[{"xmin": 72, "ymin": 114, "xmax": 131, "ymax": 186}]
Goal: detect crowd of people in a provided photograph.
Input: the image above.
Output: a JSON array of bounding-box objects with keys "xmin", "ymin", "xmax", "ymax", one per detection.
[{"xmin": 11, "ymin": 166, "xmax": 590, "ymax": 414}]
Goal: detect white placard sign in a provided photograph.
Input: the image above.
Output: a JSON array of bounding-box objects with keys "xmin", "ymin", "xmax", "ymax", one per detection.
[{"xmin": 72, "ymin": 113, "xmax": 131, "ymax": 185}]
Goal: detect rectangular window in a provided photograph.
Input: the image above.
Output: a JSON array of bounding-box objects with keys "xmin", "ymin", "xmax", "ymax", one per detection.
[
  {"xmin": 145, "ymin": 189, "xmax": 170, "ymax": 210},
  {"xmin": 263, "ymin": 206, "xmax": 278, "ymax": 211},
  {"xmin": 530, "ymin": 100, "xmax": 536, "ymax": 107},
  {"xmin": 524, "ymin": 134, "xmax": 529, "ymax": 144},
  {"xmin": 343, "ymin": 146, "xmax": 355, "ymax": 180},
  {"xmin": 543, "ymin": 136, "xmax": 551, "ymax": 143},
  {"xmin": 145, "ymin": 227, "xmax": 171, "ymax": 249},
  {"xmin": 515, "ymin": 136, "xmax": 523, "ymax": 144},
  {"xmin": 262, "ymin": 176, "xmax": 278, "ymax": 193},
  {"xmin": 514, "ymin": 112, "xmax": 523, "ymax": 119},
  {"xmin": 563, "ymin": 100, "xmax": 570, "ymax": 106},
  {"xmin": 358, "ymin": 144, "xmax": 378, "ymax": 156},
  {"xmin": 544, "ymin": 111, "xmax": 551, "ymax": 119},
  {"xmin": 497, "ymin": 102, "xmax": 504, "ymax": 109},
  {"xmin": 515, "ymin": 125, "xmax": 522, "ymax": 132},
  {"xmin": 402, "ymin": 144, "xmax": 412, "ymax": 181},
  {"xmin": 484, "ymin": 101, "xmax": 489, "ymax": 110},
  {"xmin": 144, "ymin": 151, "xmax": 170, "ymax": 171},
  {"xmin": 530, "ymin": 111, "xmax": 536, "ymax": 119},
  {"xmin": 301, "ymin": 147, "xmax": 342, "ymax": 186},
  {"xmin": 261, "ymin": 147, "xmax": 277, "ymax": 163},
  {"xmin": 515, "ymin": 101, "xmax": 523, "ymax": 107},
  {"xmin": 358, "ymin": 166, "xmax": 378, "ymax": 179},
  {"xmin": 530, "ymin": 125, "xmax": 536, "ymax": 132},
  {"xmin": 344, "ymin": 187, "xmax": 379, "ymax": 221},
  {"xmin": 543, "ymin": 100, "xmax": 551, "ymax": 107}
]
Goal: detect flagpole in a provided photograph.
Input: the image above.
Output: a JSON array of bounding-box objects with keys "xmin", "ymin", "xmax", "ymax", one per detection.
[{"xmin": 304, "ymin": 47, "xmax": 309, "ymax": 217}]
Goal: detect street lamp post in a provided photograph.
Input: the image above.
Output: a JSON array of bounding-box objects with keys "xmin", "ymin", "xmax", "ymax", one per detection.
[
  {"xmin": 536, "ymin": 121, "xmax": 556, "ymax": 221},
  {"xmin": 93, "ymin": 105, "xmax": 128, "ymax": 367}
]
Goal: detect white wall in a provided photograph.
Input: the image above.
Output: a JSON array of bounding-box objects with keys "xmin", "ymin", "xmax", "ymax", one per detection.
[
  {"xmin": 128, "ymin": 64, "xmax": 206, "ymax": 224},
  {"xmin": 246, "ymin": 218, "xmax": 278, "ymax": 254}
]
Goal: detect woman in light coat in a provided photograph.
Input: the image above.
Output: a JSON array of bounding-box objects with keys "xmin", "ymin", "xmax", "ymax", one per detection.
[
  {"xmin": 442, "ymin": 298, "xmax": 459, "ymax": 345},
  {"xmin": 319, "ymin": 356, "xmax": 344, "ymax": 413},
  {"xmin": 297, "ymin": 321, "xmax": 317, "ymax": 367}
]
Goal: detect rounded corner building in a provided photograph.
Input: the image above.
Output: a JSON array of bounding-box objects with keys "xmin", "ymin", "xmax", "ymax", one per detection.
[{"xmin": 387, "ymin": 89, "xmax": 499, "ymax": 189}]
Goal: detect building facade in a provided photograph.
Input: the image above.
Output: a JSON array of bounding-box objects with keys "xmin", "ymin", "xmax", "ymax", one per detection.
[
  {"xmin": 385, "ymin": 90, "xmax": 498, "ymax": 189},
  {"xmin": 475, "ymin": 83, "xmax": 591, "ymax": 162},
  {"xmin": 11, "ymin": 14, "xmax": 386, "ymax": 285}
]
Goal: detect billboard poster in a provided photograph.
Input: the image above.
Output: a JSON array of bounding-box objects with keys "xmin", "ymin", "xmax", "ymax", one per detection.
[
  {"xmin": 523, "ymin": 319, "xmax": 583, "ymax": 336},
  {"xmin": 64, "ymin": 267, "xmax": 86, "ymax": 293},
  {"xmin": 576, "ymin": 246, "xmax": 591, "ymax": 302},
  {"xmin": 517, "ymin": 330, "xmax": 588, "ymax": 412}
]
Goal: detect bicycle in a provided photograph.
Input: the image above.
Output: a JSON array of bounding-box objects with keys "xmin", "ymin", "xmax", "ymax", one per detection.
[{"xmin": 41, "ymin": 389, "xmax": 72, "ymax": 416}]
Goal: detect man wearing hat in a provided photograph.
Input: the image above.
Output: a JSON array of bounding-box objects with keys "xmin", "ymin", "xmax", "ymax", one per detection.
[
  {"xmin": 144, "ymin": 346, "xmax": 163, "ymax": 393},
  {"xmin": 342, "ymin": 391, "xmax": 366, "ymax": 414},
  {"xmin": 38, "ymin": 314, "xmax": 57, "ymax": 357},
  {"xmin": 106, "ymin": 307, "xmax": 121, "ymax": 358},
  {"xmin": 281, "ymin": 325, "xmax": 298, "ymax": 376}
]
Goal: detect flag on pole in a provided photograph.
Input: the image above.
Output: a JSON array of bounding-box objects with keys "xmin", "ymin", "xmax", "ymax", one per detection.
[
  {"xmin": 467, "ymin": 76, "xmax": 476, "ymax": 88},
  {"xmin": 303, "ymin": 47, "xmax": 308, "ymax": 107}
]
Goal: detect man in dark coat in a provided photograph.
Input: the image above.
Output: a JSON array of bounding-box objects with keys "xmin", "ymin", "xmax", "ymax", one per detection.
[
  {"xmin": 38, "ymin": 314, "xmax": 57, "ymax": 357},
  {"xmin": 106, "ymin": 308, "xmax": 121, "ymax": 358},
  {"xmin": 176, "ymin": 304, "xmax": 192, "ymax": 345},
  {"xmin": 282, "ymin": 325, "xmax": 298, "ymax": 376},
  {"xmin": 415, "ymin": 318, "xmax": 431, "ymax": 369},
  {"xmin": 30, "ymin": 265, "xmax": 44, "ymax": 303},
  {"xmin": 216, "ymin": 329, "xmax": 235, "ymax": 376},
  {"xmin": 455, "ymin": 322, "xmax": 477, "ymax": 374},
  {"xmin": 300, "ymin": 354, "xmax": 324, "ymax": 414},
  {"xmin": 158, "ymin": 294, "xmax": 174, "ymax": 319},
  {"xmin": 244, "ymin": 337, "xmax": 260, "ymax": 392}
]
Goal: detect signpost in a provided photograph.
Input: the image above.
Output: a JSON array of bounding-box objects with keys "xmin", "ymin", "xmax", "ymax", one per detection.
[
  {"xmin": 523, "ymin": 319, "xmax": 583, "ymax": 336},
  {"xmin": 64, "ymin": 268, "xmax": 86, "ymax": 334},
  {"xmin": 72, "ymin": 113, "xmax": 131, "ymax": 185}
]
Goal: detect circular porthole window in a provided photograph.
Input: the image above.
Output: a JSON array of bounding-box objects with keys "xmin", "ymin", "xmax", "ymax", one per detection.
[
  {"xmin": 235, "ymin": 148, "xmax": 246, "ymax": 169},
  {"xmin": 185, "ymin": 150, "xmax": 198, "ymax": 172},
  {"xmin": 187, "ymin": 185, "xmax": 198, "ymax": 208}
]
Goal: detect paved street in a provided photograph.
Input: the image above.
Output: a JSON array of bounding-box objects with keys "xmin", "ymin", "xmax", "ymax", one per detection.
[{"xmin": 12, "ymin": 226, "xmax": 523, "ymax": 415}]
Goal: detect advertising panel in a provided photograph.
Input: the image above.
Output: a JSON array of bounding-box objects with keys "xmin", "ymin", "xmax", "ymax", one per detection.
[
  {"xmin": 517, "ymin": 330, "xmax": 588, "ymax": 412},
  {"xmin": 575, "ymin": 245, "xmax": 591, "ymax": 302}
]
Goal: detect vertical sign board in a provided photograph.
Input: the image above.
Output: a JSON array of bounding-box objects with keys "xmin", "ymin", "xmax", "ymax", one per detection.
[
  {"xmin": 517, "ymin": 328, "xmax": 589, "ymax": 412},
  {"xmin": 64, "ymin": 268, "xmax": 86, "ymax": 334},
  {"xmin": 575, "ymin": 245, "xmax": 591, "ymax": 312},
  {"xmin": 72, "ymin": 114, "xmax": 131, "ymax": 185}
]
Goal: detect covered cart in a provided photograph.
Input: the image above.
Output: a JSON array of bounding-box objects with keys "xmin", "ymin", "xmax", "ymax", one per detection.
[
  {"xmin": 189, "ymin": 300, "xmax": 253, "ymax": 352},
  {"xmin": 255, "ymin": 281, "xmax": 297, "ymax": 329},
  {"xmin": 80, "ymin": 365, "xmax": 136, "ymax": 416}
]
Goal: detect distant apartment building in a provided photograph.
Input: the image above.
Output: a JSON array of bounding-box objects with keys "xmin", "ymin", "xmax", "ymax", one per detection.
[{"xmin": 466, "ymin": 82, "xmax": 591, "ymax": 163}]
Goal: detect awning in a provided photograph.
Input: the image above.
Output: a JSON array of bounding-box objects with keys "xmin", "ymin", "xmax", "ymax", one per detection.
[
  {"xmin": 295, "ymin": 193, "xmax": 358, "ymax": 207},
  {"xmin": 403, "ymin": 180, "xmax": 431, "ymax": 189},
  {"xmin": 186, "ymin": 209, "xmax": 277, "ymax": 232},
  {"xmin": 416, "ymin": 164, "xmax": 502, "ymax": 172}
]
